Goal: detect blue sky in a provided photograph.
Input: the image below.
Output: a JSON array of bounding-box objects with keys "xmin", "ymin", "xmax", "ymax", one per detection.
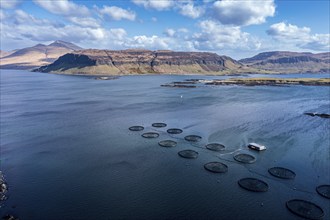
[{"xmin": 0, "ymin": 0, "xmax": 329, "ymax": 59}]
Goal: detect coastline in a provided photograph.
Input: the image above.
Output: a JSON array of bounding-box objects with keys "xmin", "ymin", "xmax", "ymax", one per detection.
[
  {"xmin": 162, "ymin": 77, "xmax": 330, "ymax": 87},
  {"xmin": 2, "ymin": 67, "xmax": 330, "ymax": 77}
]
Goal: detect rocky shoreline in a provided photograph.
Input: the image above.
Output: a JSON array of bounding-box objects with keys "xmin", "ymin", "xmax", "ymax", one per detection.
[
  {"xmin": 0, "ymin": 172, "xmax": 19, "ymax": 220},
  {"xmin": 304, "ymin": 112, "xmax": 330, "ymax": 118},
  {"xmin": 161, "ymin": 77, "xmax": 330, "ymax": 88},
  {"xmin": 0, "ymin": 171, "xmax": 7, "ymax": 202}
]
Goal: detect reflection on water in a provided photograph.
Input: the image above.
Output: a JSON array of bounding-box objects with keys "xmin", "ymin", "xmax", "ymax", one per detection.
[{"xmin": 1, "ymin": 70, "xmax": 329, "ymax": 219}]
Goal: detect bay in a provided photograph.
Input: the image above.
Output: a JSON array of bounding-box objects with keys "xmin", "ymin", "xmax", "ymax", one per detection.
[{"xmin": 1, "ymin": 70, "xmax": 329, "ymax": 219}]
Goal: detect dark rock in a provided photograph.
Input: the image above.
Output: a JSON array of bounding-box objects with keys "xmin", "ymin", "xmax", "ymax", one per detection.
[
  {"xmin": 315, "ymin": 113, "xmax": 330, "ymax": 118},
  {"xmin": 2, "ymin": 215, "xmax": 19, "ymax": 220},
  {"xmin": 305, "ymin": 112, "xmax": 330, "ymax": 118},
  {"xmin": 304, "ymin": 112, "xmax": 316, "ymax": 117},
  {"xmin": 161, "ymin": 84, "xmax": 197, "ymax": 88},
  {"xmin": 0, "ymin": 171, "xmax": 7, "ymax": 201}
]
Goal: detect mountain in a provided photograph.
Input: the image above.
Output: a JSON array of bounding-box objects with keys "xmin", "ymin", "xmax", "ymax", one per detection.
[
  {"xmin": 0, "ymin": 41, "xmax": 83, "ymax": 70},
  {"xmin": 240, "ymin": 51, "xmax": 330, "ymax": 73},
  {"xmin": 35, "ymin": 49, "xmax": 247, "ymax": 75},
  {"xmin": 48, "ymin": 40, "xmax": 82, "ymax": 51},
  {"xmin": 0, "ymin": 50, "xmax": 9, "ymax": 58},
  {"xmin": 0, "ymin": 50, "xmax": 15, "ymax": 58},
  {"xmin": 2, "ymin": 42, "xmax": 329, "ymax": 74}
]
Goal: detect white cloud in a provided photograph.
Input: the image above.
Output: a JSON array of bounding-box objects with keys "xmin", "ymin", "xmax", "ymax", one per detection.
[
  {"xmin": 14, "ymin": 10, "xmax": 54, "ymax": 26},
  {"xmin": 1, "ymin": 8, "xmax": 263, "ymax": 58},
  {"xmin": 0, "ymin": 0, "xmax": 21, "ymax": 9},
  {"xmin": 132, "ymin": 0, "xmax": 204, "ymax": 18},
  {"xmin": 127, "ymin": 35, "xmax": 170, "ymax": 49},
  {"xmin": 178, "ymin": 28, "xmax": 189, "ymax": 33},
  {"xmin": 179, "ymin": 3, "xmax": 205, "ymax": 19},
  {"xmin": 68, "ymin": 17, "xmax": 101, "ymax": 28},
  {"xmin": 0, "ymin": 9, "xmax": 7, "ymax": 20},
  {"xmin": 151, "ymin": 17, "xmax": 157, "ymax": 22},
  {"xmin": 1, "ymin": 10, "xmax": 111, "ymax": 44},
  {"xmin": 267, "ymin": 22, "xmax": 310, "ymax": 41},
  {"xmin": 122, "ymin": 33, "xmax": 196, "ymax": 51},
  {"xmin": 33, "ymin": 0, "xmax": 90, "ymax": 17},
  {"xmin": 31, "ymin": 1, "xmax": 103, "ymax": 32},
  {"xmin": 164, "ymin": 29, "xmax": 176, "ymax": 37},
  {"xmin": 132, "ymin": 0, "xmax": 173, "ymax": 11},
  {"xmin": 16, "ymin": 24, "xmax": 107, "ymax": 43},
  {"xmin": 163, "ymin": 28, "xmax": 190, "ymax": 38},
  {"xmin": 192, "ymin": 20, "xmax": 261, "ymax": 50},
  {"xmin": 301, "ymin": 34, "xmax": 330, "ymax": 51},
  {"xmin": 267, "ymin": 22, "xmax": 330, "ymax": 51},
  {"xmin": 98, "ymin": 6, "xmax": 136, "ymax": 21},
  {"xmin": 213, "ymin": 0, "xmax": 275, "ymax": 26},
  {"xmin": 109, "ymin": 28, "xmax": 127, "ymax": 40}
]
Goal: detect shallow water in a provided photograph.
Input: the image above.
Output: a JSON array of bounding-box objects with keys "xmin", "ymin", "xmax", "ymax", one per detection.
[{"xmin": 1, "ymin": 70, "xmax": 329, "ymax": 219}]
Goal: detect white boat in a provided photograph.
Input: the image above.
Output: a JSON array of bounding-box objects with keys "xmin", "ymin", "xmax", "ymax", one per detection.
[
  {"xmin": 95, "ymin": 76, "xmax": 110, "ymax": 80},
  {"xmin": 248, "ymin": 143, "xmax": 266, "ymax": 151}
]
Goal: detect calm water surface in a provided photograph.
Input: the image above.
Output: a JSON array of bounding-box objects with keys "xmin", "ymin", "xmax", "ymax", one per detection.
[{"xmin": 1, "ymin": 70, "xmax": 329, "ymax": 219}]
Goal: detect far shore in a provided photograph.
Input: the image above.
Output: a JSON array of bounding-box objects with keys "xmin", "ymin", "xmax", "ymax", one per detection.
[
  {"xmin": 1, "ymin": 68, "xmax": 329, "ymax": 80},
  {"xmin": 161, "ymin": 77, "xmax": 330, "ymax": 87}
]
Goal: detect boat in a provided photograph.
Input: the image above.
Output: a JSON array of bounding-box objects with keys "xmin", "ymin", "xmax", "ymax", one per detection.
[
  {"xmin": 248, "ymin": 143, "xmax": 266, "ymax": 151},
  {"xmin": 95, "ymin": 76, "xmax": 110, "ymax": 80},
  {"xmin": 94, "ymin": 76, "xmax": 119, "ymax": 80}
]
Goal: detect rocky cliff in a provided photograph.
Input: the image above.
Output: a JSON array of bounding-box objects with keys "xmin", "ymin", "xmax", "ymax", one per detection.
[
  {"xmin": 35, "ymin": 49, "xmax": 245, "ymax": 75},
  {"xmin": 240, "ymin": 51, "xmax": 330, "ymax": 73}
]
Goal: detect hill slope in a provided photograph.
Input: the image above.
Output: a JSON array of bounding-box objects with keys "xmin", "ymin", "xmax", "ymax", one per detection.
[
  {"xmin": 0, "ymin": 41, "xmax": 82, "ymax": 70},
  {"xmin": 240, "ymin": 51, "xmax": 330, "ymax": 73},
  {"xmin": 0, "ymin": 50, "xmax": 15, "ymax": 58},
  {"xmin": 35, "ymin": 49, "xmax": 246, "ymax": 75}
]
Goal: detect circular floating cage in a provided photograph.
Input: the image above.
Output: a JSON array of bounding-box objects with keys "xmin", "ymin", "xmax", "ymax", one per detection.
[
  {"xmin": 268, "ymin": 167, "xmax": 296, "ymax": 179},
  {"xmin": 206, "ymin": 143, "xmax": 225, "ymax": 151},
  {"xmin": 204, "ymin": 162, "xmax": 228, "ymax": 173},
  {"xmin": 158, "ymin": 140, "xmax": 177, "ymax": 147},
  {"xmin": 286, "ymin": 199, "xmax": 324, "ymax": 220},
  {"xmin": 233, "ymin": 154, "xmax": 256, "ymax": 164},
  {"xmin": 129, "ymin": 126, "xmax": 144, "ymax": 131},
  {"xmin": 167, "ymin": 128, "xmax": 183, "ymax": 134},
  {"xmin": 152, "ymin": 123, "xmax": 167, "ymax": 128},
  {"xmin": 141, "ymin": 132, "xmax": 159, "ymax": 138},
  {"xmin": 178, "ymin": 150, "xmax": 198, "ymax": 159},
  {"xmin": 184, "ymin": 135, "xmax": 202, "ymax": 142},
  {"xmin": 238, "ymin": 178, "xmax": 268, "ymax": 192},
  {"xmin": 316, "ymin": 185, "xmax": 330, "ymax": 199}
]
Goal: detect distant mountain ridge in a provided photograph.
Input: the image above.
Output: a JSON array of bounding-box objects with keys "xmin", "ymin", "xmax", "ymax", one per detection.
[
  {"xmin": 48, "ymin": 40, "xmax": 83, "ymax": 51},
  {"xmin": 240, "ymin": 51, "xmax": 329, "ymax": 73},
  {"xmin": 0, "ymin": 50, "xmax": 14, "ymax": 58},
  {"xmin": 1, "ymin": 41, "xmax": 329, "ymax": 74},
  {"xmin": 0, "ymin": 41, "xmax": 82, "ymax": 69}
]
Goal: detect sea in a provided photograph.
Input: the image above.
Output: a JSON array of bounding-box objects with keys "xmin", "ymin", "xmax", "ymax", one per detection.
[{"xmin": 1, "ymin": 70, "xmax": 329, "ymax": 219}]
